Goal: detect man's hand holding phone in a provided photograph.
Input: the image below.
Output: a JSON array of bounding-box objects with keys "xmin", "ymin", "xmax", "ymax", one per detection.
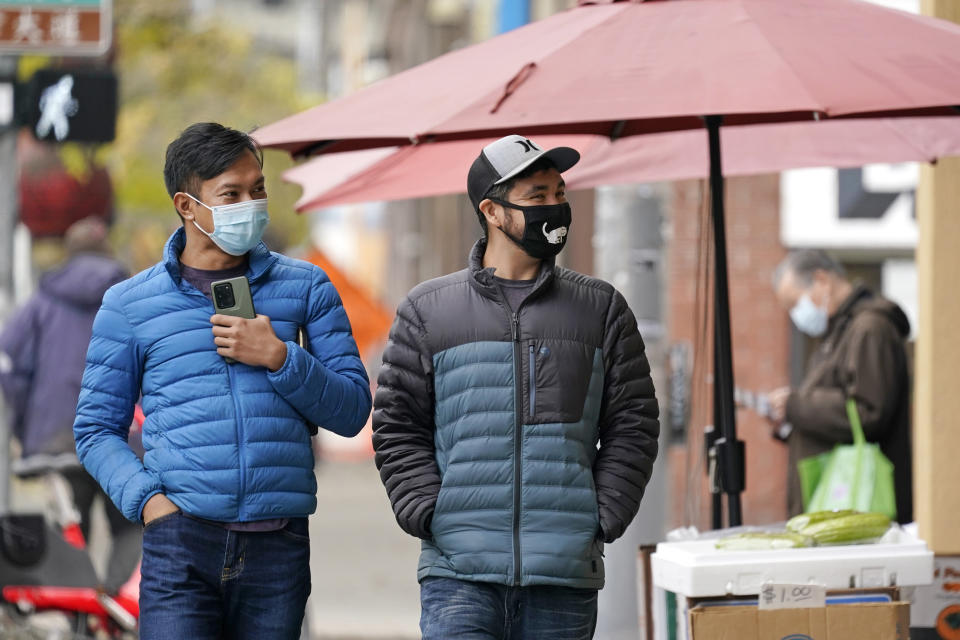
[{"xmin": 211, "ymin": 314, "xmax": 288, "ymax": 371}]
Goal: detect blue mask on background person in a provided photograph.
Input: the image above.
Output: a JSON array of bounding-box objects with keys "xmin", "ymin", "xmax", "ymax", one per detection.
[
  {"xmin": 186, "ymin": 194, "xmax": 269, "ymax": 256},
  {"xmin": 790, "ymin": 293, "xmax": 829, "ymax": 337}
]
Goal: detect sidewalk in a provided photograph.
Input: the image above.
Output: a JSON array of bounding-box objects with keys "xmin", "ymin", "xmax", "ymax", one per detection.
[{"xmin": 308, "ymin": 459, "xmax": 421, "ymax": 639}]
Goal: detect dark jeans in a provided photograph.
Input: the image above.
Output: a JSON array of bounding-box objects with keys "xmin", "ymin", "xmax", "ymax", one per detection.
[
  {"xmin": 139, "ymin": 512, "xmax": 311, "ymax": 640},
  {"xmin": 420, "ymin": 576, "xmax": 598, "ymax": 640}
]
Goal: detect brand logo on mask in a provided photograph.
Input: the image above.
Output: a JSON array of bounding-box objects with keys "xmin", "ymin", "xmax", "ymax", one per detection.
[{"xmin": 542, "ymin": 223, "xmax": 567, "ymax": 244}]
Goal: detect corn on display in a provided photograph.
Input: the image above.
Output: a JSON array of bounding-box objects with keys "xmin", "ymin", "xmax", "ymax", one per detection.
[
  {"xmin": 795, "ymin": 512, "xmax": 891, "ymax": 545},
  {"xmin": 715, "ymin": 532, "xmax": 813, "ymax": 550},
  {"xmin": 785, "ymin": 509, "xmax": 857, "ymax": 533},
  {"xmin": 717, "ymin": 511, "xmax": 892, "ymax": 550}
]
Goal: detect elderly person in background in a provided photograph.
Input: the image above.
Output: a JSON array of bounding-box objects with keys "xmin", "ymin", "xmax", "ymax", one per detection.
[{"xmin": 767, "ymin": 249, "xmax": 913, "ymax": 523}]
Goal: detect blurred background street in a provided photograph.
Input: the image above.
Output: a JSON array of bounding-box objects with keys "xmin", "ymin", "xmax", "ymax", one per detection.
[
  {"xmin": 1, "ymin": 0, "xmax": 959, "ymax": 638},
  {"xmin": 308, "ymin": 460, "xmax": 420, "ymax": 639}
]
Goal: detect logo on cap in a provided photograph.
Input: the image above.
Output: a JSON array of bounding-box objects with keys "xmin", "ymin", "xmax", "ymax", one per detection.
[{"xmin": 515, "ymin": 138, "xmax": 540, "ymax": 154}]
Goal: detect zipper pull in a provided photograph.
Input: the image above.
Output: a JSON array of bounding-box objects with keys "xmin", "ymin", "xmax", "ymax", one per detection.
[{"xmin": 512, "ymin": 314, "xmax": 520, "ymax": 342}]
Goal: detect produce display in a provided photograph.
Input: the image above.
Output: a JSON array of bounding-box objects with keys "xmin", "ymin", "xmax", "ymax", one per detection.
[
  {"xmin": 715, "ymin": 532, "xmax": 813, "ymax": 550},
  {"xmin": 789, "ymin": 511, "xmax": 891, "ymax": 545},
  {"xmin": 784, "ymin": 510, "xmax": 857, "ymax": 532},
  {"xmin": 717, "ymin": 510, "xmax": 892, "ymax": 550}
]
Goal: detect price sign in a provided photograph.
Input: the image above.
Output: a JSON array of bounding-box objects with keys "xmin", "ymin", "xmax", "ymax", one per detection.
[{"xmin": 759, "ymin": 583, "xmax": 826, "ymax": 610}]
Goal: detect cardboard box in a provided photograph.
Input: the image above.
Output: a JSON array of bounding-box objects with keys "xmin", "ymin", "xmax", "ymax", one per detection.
[
  {"xmin": 689, "ymin": 602, "xmax": 910, "ymax": 640},
  {"xmin": 653, "ymin": 588, "xmax": 898, "ymax": 640},
  {"xmin": 911, "ymin": 555, "xmax": 960, "ymax": 639}
]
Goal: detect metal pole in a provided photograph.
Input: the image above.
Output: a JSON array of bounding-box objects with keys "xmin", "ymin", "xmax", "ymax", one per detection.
[
  {"xmin": 296, "ymin": 0, "xmax": 324, "ymax": 95},
  {"xmin": 0, "ymin": 54, "xmax": 19, "ymax": 516},
  {"xmin": 705, "ymin": 115, "xmax": 745, "ymax": 528}
]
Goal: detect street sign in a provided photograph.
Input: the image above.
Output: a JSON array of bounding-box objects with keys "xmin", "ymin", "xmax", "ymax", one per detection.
[
  {"xmin": 25, "ymin": 67, "xmax": 116, "ymax": 142},
  {"xmin": 0, "ymin": 0, "xmax": 111, "ymax": 56}
]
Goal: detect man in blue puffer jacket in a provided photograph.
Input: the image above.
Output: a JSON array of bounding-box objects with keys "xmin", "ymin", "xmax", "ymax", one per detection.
[{"xmin": 73, "ymin": 123, "xmax": 372, "ymax": 639}]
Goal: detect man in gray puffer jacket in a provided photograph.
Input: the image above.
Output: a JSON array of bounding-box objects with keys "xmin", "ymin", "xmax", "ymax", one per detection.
[{"xmin": 372, "ymin": 135, "xmax": 660, "ymax": 639}]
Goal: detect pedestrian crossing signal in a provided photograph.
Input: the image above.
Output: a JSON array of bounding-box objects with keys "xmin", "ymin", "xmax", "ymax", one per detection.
[{"xmin": 24, "ymin": 68, "xmax": 116, "ymax": 144}]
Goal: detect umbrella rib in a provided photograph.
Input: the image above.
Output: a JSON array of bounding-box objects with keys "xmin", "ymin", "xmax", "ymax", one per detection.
[
  {"xmin": 739, "ymin": 0, "xmax": 826, "ymax": 118},
  {"xmin": 879, "ymin": 119, "xmax": 941, "ymax": 165},
  {"xmin": 491, "ymin": 63, "xmax": 538, "ymax": 114}
]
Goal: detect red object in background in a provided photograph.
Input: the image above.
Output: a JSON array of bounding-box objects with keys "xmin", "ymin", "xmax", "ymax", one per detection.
[
  {"xmin": 19, "ymin": 165, "xmax": 113, "ymax": 237},
  {"xmin": 3, "ymin": 586, "xmax": 105, "ymax": 616},
  {"xmin": 1, "ymin": 585, "xmax": 139, "ymax": 620},
  {"xmin": 61, "ymin": 523, "xmax": 86, "ymax": 550},
  {"xmin": 132, "ymin": 405, "xmax": 145, "ymax": 429}
]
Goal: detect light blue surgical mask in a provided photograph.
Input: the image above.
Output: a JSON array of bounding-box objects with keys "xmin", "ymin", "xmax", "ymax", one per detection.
[
  {"xmin": 186, "ymin": 194, "xmax": 269, "ymax": 256},
  {"xmin": 790, "ymin": 293, "xmax": 829, "ymax": 337}
]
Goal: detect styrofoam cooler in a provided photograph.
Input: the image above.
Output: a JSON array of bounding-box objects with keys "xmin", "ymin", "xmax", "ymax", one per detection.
[{"xmin": 651, "ymin": 526, "xmax": 934, "ymax": 598}]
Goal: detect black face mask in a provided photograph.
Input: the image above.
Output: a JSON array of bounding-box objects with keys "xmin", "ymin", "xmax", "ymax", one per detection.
[{"xmin": 489, "ymin": 198, "xmax": 572, "ymax": 260}]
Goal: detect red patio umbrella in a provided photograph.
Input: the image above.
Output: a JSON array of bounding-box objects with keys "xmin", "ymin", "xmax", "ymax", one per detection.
[
  {"xmin": 255, "ymin": 0, "xmax": 960, "ymax": 527},
  {"xmin": 255, "ymin": 0, "xmax": 960, "ymax": 155},
  {"xmin": 284, "ymin": 118, "xmax": 960, "ymax": 211}
]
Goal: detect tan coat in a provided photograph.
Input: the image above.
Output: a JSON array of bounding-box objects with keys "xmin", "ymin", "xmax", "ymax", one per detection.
[{"xmin": 785, "ymin": 286, "xmax": 913, "ymax": 523}]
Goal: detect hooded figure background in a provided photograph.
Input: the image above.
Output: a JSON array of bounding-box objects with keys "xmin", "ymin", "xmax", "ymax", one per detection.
[{"xmin": 0, "ymin": 217, "xmax": 140, "ymax": 589}]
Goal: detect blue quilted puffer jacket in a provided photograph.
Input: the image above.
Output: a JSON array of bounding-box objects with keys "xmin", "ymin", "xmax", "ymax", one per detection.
[
  {"xmin": 74, "ymin": 228, "xmax": 371, "ymax": 523},
  {"xmin": 373, "ymin": 240, "xmax": 659, "ymax": 590}
]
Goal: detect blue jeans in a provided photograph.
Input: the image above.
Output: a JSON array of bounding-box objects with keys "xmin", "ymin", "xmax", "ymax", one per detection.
[
  {"xmin": 139, "ymin": 512, "xmax": 311, "ymax": 640},
  {"xmin": 420, "ymin": 577, "xmax": 598, "ymax": 640}
]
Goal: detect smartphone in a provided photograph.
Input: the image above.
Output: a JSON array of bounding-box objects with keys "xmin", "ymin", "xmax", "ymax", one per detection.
[{"xmin": 211, "ymin": 276, "xmax": 256, "ymax": 364}]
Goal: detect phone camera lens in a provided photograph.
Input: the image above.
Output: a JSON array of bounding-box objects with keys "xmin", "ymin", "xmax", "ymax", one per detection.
[{"xmin": 214, "ymin": 283, "xmax": 235, "ymax": 308}]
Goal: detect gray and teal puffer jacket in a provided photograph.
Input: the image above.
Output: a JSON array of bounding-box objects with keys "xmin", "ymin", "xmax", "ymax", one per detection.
[{"xmin": 372, "ymin": 241, "xmax": 659, "ymax": 590}]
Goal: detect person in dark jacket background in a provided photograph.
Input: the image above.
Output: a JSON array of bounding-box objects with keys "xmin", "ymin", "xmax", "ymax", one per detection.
[
  {"xmin": 372, "ymin": 135, "xmax": 660, "ymax": 640},
  {"xmin": 0, "ymin": 216, "xmax": 140, "ymax": 589},
  {"xmin": 768, "ymin": 249, "xmax": 913, "ymax": 523}
]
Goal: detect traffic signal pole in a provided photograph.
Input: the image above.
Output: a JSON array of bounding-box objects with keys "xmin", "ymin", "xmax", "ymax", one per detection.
[{"xmin": 0, "ymin": 55, "xmax": 18, "ymax": 516}]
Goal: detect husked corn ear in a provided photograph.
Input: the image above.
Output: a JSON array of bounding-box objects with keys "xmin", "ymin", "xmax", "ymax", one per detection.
[
  {"xmin": 799, "ymin": 512, "xmax": 891, "ymax": 545},
  {"xmin": 786, "ymin": 510, "xmax": 857, "ymax": 533},
  {"xmin": 716, "ymin": 532, "xmax": 813, "ymax": 550}
]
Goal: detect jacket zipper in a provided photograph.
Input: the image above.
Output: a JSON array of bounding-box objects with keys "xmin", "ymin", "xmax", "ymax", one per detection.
[
  {"xmin": 225, "ymin": 363, "xmax": 247, "ymax": 520},
  {"xmin": 178, "ymin": 275, "xmax": 249, "ymax": 520},
  {"xmin": 190, "ymin": 281, "xmax": 247, "ymax": 522},
  {"xmin": 528, "ymin": 343, "xmax": 536, "ymax": 418},
  {"xmin": 511, "ymin": 312, "xmax": 523, "ymax": 585}
]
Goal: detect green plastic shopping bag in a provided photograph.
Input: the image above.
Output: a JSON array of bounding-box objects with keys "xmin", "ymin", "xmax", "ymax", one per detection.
[
  {"xmin": 800, "ymin": 399, "xmax": 897, "ymax": 520},
  {"xmin": 797, "ymin": 450, "xmax": 830, "ymax": 510}
]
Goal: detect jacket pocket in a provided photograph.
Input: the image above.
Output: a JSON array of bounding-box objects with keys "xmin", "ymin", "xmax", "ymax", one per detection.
[{"xmin": 526, "ymin": 340, "xmax": 597, "ymax": 424}]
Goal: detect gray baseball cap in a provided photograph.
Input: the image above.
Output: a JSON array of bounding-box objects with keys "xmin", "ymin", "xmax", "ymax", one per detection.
[{"xmin": 467, "ymin": 135, "xmax": 580, "ymax": 211}]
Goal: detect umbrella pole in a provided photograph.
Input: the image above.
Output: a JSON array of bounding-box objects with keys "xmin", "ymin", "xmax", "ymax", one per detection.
[{"xmin": 705, "ymin": 115, "xmax": 746, "ymax": 528}]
